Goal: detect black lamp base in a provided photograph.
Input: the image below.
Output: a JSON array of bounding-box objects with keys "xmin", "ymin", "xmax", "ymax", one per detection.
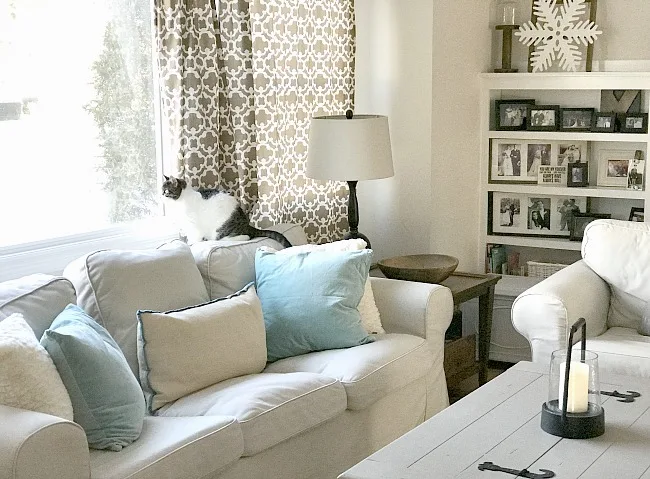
[{"xmin": 541, "ymin": 401, "xmax": 605, "ymax": 439}]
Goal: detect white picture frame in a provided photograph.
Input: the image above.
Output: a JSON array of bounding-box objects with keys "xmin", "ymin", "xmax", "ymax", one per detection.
[
  {"xmin": 490, "ymin": 139, "xmax": 557, "ymax": 183},
  {"xmin": 556, "ymin": 141, "xmax": 588, "ymax": 167},
  {"xmin": 597, "ymin": 149, "xmax": 636, "ymax": 188}
]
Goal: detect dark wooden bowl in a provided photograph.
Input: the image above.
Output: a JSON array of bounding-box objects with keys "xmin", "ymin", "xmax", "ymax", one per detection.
[{"xmin": 377, "ymin": 254, "xmax": 459, "ymax": 284}]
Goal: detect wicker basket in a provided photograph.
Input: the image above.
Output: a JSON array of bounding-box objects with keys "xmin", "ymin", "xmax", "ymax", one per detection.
[{"xmin": 527, "ymin": 261, "xmax": 568, "ymax": 279}]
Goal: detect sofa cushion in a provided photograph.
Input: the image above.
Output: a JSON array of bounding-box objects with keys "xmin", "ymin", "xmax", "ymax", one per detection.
[
  {"xmin": 264, "ymin": 333, "xmax": 432, "ymax": 410},
  {"xmin": 582, "ymin": 219, "xmax": 650, "ymax": 329},
  {"xmin": 90, "ymin": 415, "xmax": 243, "ymax": 479},
  {"xmin": 63, "ymin": 240, "xmax": 210, "ymax": 376},
  {"xmin": 157, "ymin": 372, "xmax": 346, "ymax": 456},
  {"xmin": 0, "ymin": 313, "xmax": 73, "ymax": 420},
  {"xmin": 190, "ymin": 223, "xmax": 308, "ymax": 300},
  {"xmin": 579, "ymin": 327, "xmax": 650, "ymax": 378},
  {"xmin": 0, "ymin": 274, "xmax": 76, "ymax": 339},
  {"xmin": 137, "ymin": 284, "xmax": 266, "ymax": 413},
  {"xmin": 256, "ymin": 248, "xmax": 374, "ymax": 362},
  {"xmin": 41, "ymin": 304, "xmax": 145, "ymax": 451}
]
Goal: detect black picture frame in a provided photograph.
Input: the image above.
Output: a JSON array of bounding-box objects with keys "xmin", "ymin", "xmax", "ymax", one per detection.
[
  {"xmin": 629, "ymin": 207, "xmax": 645, "ymax": 222},
  {"xmin": 591, "ymin": 111, "xmax": 616, "ymax": 133},
  {"xmin": 560, "ymin": 108, "xmax": 595, "ymax": 132},
  {"xmin": 567, "ymin": 162, "xmax": 589, "ymax": 187},
  {"xmin": 620, "ymin": 113, "xmax": 649, "ymax": 134},
  {"xmin": 494, "ymin": 99, "xmax": 536, "ymax": 131},
  {"xmin": 526, "ymin": 105, "xmax": 560, "ymax": 132},
  {"xmin": 569, "ymin": 213, "xmax": 611, "ymax": 241}
]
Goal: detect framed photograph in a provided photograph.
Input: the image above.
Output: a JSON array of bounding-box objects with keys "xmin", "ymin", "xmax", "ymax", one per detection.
[
  {"xmin": 629, "ymin": 207, "xmax": 645, "ymax": 222},
  {"xmin": 627, "ymin": 156, "xmax": 645, "ymax": 190},
  {"xmin": 570, "ymin": 213, "xmax": 611, "ymax": 242},
  {"xmin": 620, "ymin": 113, "xmax": 649, "ymax": 134},
  {"xmin": 494, "ymin": 99, "xmax": 535, "ymax": 130},
  {"xmin": 597, "ymin": 149, "xmax": 635, "ymax": 187},
  {"xmin": 557, "ymin": 142, "xmax": 587, "ymax": 166},
  {"xmin": 591, "ymin": 112, "xmax": 616, "ymax": 133},
  {"xmin": 526, "ymin": 142, "xmax": 553, "ymax": 177},
  {"xmin": 527, "ymin": 105, "xmax": 560, "ymax": 131},
  {"xmin": 491, "ymin": 193, "xmax": 524, "ymax": 234},
  {"xmin": 567, "ymin": 162, "xmax": 589, "ymax": 187},
  {"xmin": 560, "ymin": 108, "xmax": 595, "ymax": 132},
  {"xmin": 490, "ymin": 139, "xmax": 537, "ymax": 183},
  {"xmin": 556, "ymin": 197, "xmax": 589, "ymax": 235}
]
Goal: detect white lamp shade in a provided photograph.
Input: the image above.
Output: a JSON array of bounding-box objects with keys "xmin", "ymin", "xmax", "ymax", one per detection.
[{"xmin": 307, "ymin": 114, "xmax": 394, "ymax": 181}]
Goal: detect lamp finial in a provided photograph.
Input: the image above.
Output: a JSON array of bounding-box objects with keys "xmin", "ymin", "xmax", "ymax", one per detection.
[{"xmin": 345, "ymin": 109, "xmax": 353, "ymax": 119}]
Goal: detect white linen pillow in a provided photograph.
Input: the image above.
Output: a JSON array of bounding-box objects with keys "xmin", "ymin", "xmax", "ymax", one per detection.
[
  {"xmin": 0, "ymin": 313, "xmax": 73, "ymax": 420},
  {"xmin": 262, "ymin": 239, "xmax": 384, "ymax": 334},
  {"xmin": 137, "ymin": 284, "xmax": 266, "ymax": 413}
]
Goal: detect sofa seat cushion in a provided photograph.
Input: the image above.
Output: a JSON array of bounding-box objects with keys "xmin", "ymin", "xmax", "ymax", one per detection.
[
  {"xmin": 157, "ymin": 372, "xmax": 346, "ymax": 456},
  {"xmin": 264, "ymin": 333, "xmax": 432, "ymax": 410},
  {"xmin": 90, "ymin": 415, "xmax": 242, "ymax": 479},
  {"xmin": 578, "ymin": 327, "xmax": 650, "ymax": 378}
]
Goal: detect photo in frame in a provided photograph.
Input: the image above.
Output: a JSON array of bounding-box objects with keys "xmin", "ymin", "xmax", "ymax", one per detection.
[
  {"xmin": 591, "ymin": 112, "xmax": 616, "ymax": 133},
  {"xmin": 628, "ymin": 157, "xmax": 645, "ymax": 190},
  {"xmin": 629, "ymin": 207, "xmax": 645, "ymax": 222},
  {"xmin": 494, "ymin": 99, "xmax": 536, "ymax": 130},
  {"xmin": 567, "ymin": 161, "xmax": 589, "ymax": 187},
  {"xmin": 526, "ymin": 142, "xmax": 553, "ymax": 177},
  {"xmin": 560, "ymin": 108, "xmax": 595, "ymax": 132},
  {"xmin": 570, "ymin": 212, "xmax": 611, "ymax": 241},
  {"xmin": 600, "ymin": 90, "xmax": 642, "ymax": 130},
  {"xmin": 527, "ymin": 105, "xmax": 560, "ymax": 131},
  {"xmin": 597, "ymin": 149, "xmax": 635, "ymax": 187},
  {"xmin": 490, "ymin": 139, "xmax": 538, "ymax": 183},
  {"xmin": 557, "ymin": 142, "xmax": 587, "ymax": 166},
  {"xmin": 620, "ymin": 113, "xmax": 649, "ymax": 134}
]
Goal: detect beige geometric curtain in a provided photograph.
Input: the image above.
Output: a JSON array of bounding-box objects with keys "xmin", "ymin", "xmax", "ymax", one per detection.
[{"xmin": 154, "ymin": 0, "xmax": 355, "ymax": 243}]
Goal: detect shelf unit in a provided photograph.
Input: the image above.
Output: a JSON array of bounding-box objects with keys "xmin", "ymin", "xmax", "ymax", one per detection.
[{"xmin": 479, "ymin": 71, "xmax": 650, "ymax": 277}]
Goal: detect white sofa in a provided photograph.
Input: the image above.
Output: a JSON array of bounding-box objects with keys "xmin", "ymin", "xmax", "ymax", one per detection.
[
  {"xmin": 512, "ymin": 219, "xmax": 650, "ymax": 377},
  {"xmin": 0, "ymin": 225, "xmax": 453, "ymax": 479}
]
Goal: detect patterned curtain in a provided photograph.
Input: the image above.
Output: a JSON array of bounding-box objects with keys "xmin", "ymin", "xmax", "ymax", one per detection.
[{"xmin": 154, "ymin": 0, "xmax": 355, "ymax": 243}]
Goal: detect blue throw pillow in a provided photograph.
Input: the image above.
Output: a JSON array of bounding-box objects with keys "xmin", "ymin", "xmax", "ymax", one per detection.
[
  {"xmin": 255, "ymin": 248, "xmax": 375, "ymax": 362},
  {"xmin": 41, "ymin": 304, "xmax": 145, "ymax": 451}
]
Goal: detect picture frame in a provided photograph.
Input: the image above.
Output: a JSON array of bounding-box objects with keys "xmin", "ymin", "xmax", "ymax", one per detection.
[
  {"xmin": 567, "ymin": 161, "xmax": 589, "ymax": 187},
  {"xmin": 629, "ymin": 207, "xmax": 645, "ymax": 222},
  {"xmin": 490, "ymin": 139, "xmax": 538, "ymax": 183},
  {"xmin": 591, "ymin": 112, "xmax": 616, "ymax": 133},
  {"xmin": 494, "ymin": 99, "xmax": 535, "ymax": 130},
  {"xmin": 620, "ymin": 113, "xmax": 649, "ymax": 134},
  {"xmin": 526, "ymin": 105, "xmax": 560, "ymax": 131},
  {"xmin": 569, "ymin": 213, "xmax": 611, "ymax": 242},
  {"xmin": 560, "ymin": 108, "xmax": 595, "ymax": 132},
  {"xmin": 597, "ymin": 149, "xmax": 635, "ymax": 188},
  {"xmin": 556, "ymin": 142, "xmax": 587, "ymax": 166},
  {"xmin": 628, "ymin": 157, "xmax": 645, "ymax": 190},
  {"xmin": 537, "ymin": 165, "xmax": 567, "ymax": 186}
]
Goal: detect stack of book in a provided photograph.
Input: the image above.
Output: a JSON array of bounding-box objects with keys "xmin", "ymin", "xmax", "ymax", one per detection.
[{"xmin": 486, "ymin": 244, "xmax": 520, "ymax": 275}]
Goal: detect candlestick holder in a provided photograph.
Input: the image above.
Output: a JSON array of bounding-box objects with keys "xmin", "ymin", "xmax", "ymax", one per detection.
[
  {"xmin": 541, "ymin": 318, "xmax": 605, "ymax": 439},
  {"xmin": 494, "ymin": 24, "xmax": 519, "ymax": 73}
]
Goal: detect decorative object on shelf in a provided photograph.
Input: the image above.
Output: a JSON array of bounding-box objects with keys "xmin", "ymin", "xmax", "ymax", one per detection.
[
  {"xmin": 541, "ymin": 318, "xmax": 605, "ymax": 439},
  {"xmin": 557, "ymin": 141, "xmax": 587, "ymax": 166},
  {"xmin": 628, "ymin": 152, "xmax": 645, "ymax": 190},
  {"xmin": 307, "ymin": 110, "xmax": 394, "ymax": 249},
  {"xmin": 629, "ymin": 206, "xmax": 645, "ymax": 222},
  {"xmin": 526, "ymin": 105, "xmax": 560, "ymax": 131},
  {"xmin": 494, "ymin": 99, "xmax": 535, "ymax": 130},
  {"xmin": 490, "ymin": 192, "xmax": 587, "ymax": 237},
  {"xmin": 591, "ymin": 111, "xmax": 616, "ymax": 133},
  {"xmin": 490, "ymin": 138, "xmax": 537, "ymax": 183},
  {"xmin": 377, "ymin": 254, "xmax": 459, "ymax": 284},
  {"xmin": 559, "ymin": 107, "xmax": 595, "ymax": 132},
  {"xmin": 494, "ymin": 0, "xmax": 520, "ymax": 73},
  {"xmin": 567, "ymin": 161, "xmax": 589, "ymax": 187},
  {"xmin": 569, "ymin": 212, "xmax": 611, "ymax": 241},
  {"xmin": 600, "ymin": 90, "xmax": 642, "ymax": 131},
  {"xmin": 620, "ymin": 113, "xmax": 649, "ymax": 134},
  {"xmin": 537, "ymin": 165, "xmax": 567, "ymax": 186},
  {"xmin": 516, "ymin": 0, "xmax": 601, "ymax": 73},
  {"xmin": 527, "ymin": 260, "xmax": 568, "ymax": 279},
  {"xmin": 596, "ymin": 149, "xmax": 636, "ymax": 188}
]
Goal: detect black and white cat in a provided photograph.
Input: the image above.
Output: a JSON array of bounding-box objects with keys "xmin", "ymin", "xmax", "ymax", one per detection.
[{"xmin": 161, "ymin": 175, "xmax": 292, "ymax": 247}]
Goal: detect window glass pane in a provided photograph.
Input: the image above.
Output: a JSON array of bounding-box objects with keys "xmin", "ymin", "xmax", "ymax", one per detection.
[{"xmin": 0, "ymin": 0, "xmax": 158, "ymax": 248}]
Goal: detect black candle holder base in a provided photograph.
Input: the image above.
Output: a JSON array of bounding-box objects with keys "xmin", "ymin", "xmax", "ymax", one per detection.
[{"xmin": 541, "ymin": 401, "xmax": 605, "ymax": 439}]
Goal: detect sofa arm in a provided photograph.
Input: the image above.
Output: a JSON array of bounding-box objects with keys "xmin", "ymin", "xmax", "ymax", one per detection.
[
  {"xmin": 512, "ymin": 260, "xmax": 610, "ymax": 366},
  {"xmin": 0, "ymin": 405, "xmax": 90, "ymax": 479}
]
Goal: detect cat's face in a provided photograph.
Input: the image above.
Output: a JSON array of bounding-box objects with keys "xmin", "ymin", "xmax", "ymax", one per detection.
[{"xmin": 161, "ymin": 175, "xmax": 187, "ymax": 200}]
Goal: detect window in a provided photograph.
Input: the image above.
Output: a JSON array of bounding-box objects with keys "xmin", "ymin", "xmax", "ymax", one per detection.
[{"xmin": 0, "ymin": 0, "xmax": 160, "ymax": 249}]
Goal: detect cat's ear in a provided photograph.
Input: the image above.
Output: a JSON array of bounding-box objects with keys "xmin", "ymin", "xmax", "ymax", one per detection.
[
  {"xmin": 163, "ymin": 174, "xmax": 170, "ymax": 182},
  {"xmin": 178, "ymin": 178, "xmax": 187, "ymax": 188}
]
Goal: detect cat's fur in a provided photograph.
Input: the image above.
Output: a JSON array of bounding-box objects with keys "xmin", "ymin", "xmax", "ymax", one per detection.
[{"xmin": 162, "ymin": 175, "xmax": 292, "ymax": 248}]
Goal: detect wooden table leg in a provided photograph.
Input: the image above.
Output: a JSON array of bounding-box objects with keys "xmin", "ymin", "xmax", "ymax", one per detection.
[{"xmin": 478, "ymin": 285, "xmax": 496, "ymax": 386}]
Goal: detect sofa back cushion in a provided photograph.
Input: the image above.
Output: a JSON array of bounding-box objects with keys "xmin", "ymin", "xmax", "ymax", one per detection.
[
  {"xmin": 582, "ymin": 219, "xmax": 650, "ymax": 329},
  {"xmin": 0, "ymin": 274, "xmax": 76, "ymax": 339},
  {"xmin": 191, "ymin": 223, "xmax": 308, "ymax": 300},
  {"xmin": 63, "ymin": 240, "xmax": 209, "ymax": 376}
]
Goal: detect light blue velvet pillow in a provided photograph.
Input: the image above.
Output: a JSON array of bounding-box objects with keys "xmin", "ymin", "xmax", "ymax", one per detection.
[
  {"xmin": 41, "ymin": 304, "xmax": 145, "ymax": 451},
  {"xmin": 255, "ymin": 248, "xmax": 375, "ymax": 362}
]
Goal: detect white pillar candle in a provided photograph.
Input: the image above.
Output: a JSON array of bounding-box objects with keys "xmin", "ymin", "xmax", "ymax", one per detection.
[{"xmin": 559, "ymin": 361, "xmax": 589, "ymax": 413}]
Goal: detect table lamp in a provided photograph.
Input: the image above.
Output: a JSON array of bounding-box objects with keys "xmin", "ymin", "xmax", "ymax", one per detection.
[{"xmin": 307, "ymin": 110, "xmax": 394, "ymax": 249}]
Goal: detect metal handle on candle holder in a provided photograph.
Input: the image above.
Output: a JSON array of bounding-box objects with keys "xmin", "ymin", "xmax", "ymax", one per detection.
[{"xmin": 562, "ymin": 318, "xmax": 587, "ymax": 421}]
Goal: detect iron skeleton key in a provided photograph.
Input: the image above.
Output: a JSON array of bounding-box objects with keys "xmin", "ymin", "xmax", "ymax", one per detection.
[
  {"xmin": 600, "ymin": 390, "xmax": 641, "ymax": 403},
  {"xmin": 478, "ymin": 461, "xmax": 555, "ymax": 478}
]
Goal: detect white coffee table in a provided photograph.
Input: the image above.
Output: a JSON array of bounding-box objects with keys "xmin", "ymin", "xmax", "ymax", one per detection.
[{"xmin": 339, "ymin": 361, "xmax": 650, "ymax": 479}]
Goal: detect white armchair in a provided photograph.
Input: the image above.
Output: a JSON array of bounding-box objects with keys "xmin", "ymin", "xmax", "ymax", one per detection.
[{"xmin": 512, "ymin": 219, "xmax": 650, "ymax": 377}]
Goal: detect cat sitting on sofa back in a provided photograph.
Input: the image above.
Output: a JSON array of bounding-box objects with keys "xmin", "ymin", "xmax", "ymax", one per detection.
[{"xmin": 161, "ymin": 175, "xmax": 291, "ymax": 247}]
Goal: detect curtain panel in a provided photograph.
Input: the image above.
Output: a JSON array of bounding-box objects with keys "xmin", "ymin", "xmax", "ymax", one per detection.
[{"xmin": 155, "ymin": 0, "xmax": 355, "ymax": 243}]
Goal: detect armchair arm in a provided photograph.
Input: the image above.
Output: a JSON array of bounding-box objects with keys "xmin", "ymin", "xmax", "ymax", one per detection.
[
  {"xmin": 0, "ymin": 405, "xmax": 89, "ymax": 479},
  {"xmin": 512, "ymin": 260, "xmax": 610, "ymax": 365}
]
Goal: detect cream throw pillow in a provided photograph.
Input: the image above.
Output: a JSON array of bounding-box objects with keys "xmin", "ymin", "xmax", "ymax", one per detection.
[
  {"xmin": 0, "ymin": 313, "xmax": 73, "ymax": 420},
  {"xmin": 137, "ymin": 284, "xmax": 266, "ymax": 413},
  {"xmin": 262, "ymin": 239, "xmax": 384, "ymax": 334}
]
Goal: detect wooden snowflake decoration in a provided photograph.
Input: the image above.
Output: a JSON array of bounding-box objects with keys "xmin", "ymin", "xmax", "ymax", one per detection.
[{"xmin": 515, "ymin": 0, "xmax": 602, "ymax": 72}]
